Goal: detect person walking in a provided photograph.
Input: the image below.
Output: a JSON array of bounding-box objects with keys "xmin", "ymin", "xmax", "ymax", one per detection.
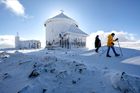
[
  {"xmin": 95, "ymin": 35, "xmax": 101, "ymax": 53},
  {"xmin": 106, "ymin": 33, "xmax": 120, "ymax": 57}
]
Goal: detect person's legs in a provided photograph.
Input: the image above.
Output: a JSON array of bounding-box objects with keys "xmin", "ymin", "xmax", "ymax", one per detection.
[
  {"xmin": 106, "ymin": 46, "xmax": 111, "ymax": 57},
  {"xmin": 95, "ymin": 48, "xmax": 97, "ymax": 52},
  {"xmin": 111, "ymin": 46, "xmax": 117, "ymax": 54},
  {"xmin": 95, "ymin": 47, "xmax": 99, "ymax": 53},
  {"xmin": 111, "ymin": 46, "xmax": 120, "ymax": 56},
  {"xmin": 97, "ymin": 46, "xmax": 101, "ymax": 53}
]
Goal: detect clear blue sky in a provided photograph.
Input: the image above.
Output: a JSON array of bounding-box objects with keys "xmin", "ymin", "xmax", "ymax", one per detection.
[{"xmin": 0, "ymin": 0, "xmax": 140, "ymax": 41}]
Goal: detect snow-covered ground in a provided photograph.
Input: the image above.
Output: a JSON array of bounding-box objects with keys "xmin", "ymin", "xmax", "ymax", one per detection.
[{"xmin": 0, "ymin": 43, "xmax": 140, "ymax": 93}]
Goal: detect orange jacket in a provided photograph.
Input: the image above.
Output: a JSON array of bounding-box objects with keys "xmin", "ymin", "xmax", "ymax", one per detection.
[{"xmin": 107, "ymin": 34, "xmax": 115, "ymax": 46}]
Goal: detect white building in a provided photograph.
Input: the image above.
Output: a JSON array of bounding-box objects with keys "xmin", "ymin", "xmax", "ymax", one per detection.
[
  {"xmin": 44, "ymin": 11, "xmax": 88, "ymax": 48},
  {"xmin": 15, "ymin": 34, "xmax": 41, "ymax": 49}
]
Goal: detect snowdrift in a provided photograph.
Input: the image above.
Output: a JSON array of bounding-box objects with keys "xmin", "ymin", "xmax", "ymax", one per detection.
[{"xmin": 0, "ymin": 47, "xmax": 140, "ymax": 93}]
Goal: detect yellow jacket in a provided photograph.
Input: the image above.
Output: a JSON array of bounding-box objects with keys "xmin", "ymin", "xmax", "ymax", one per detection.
[{"xmin": 107, "ymin": 34, "xmax": 115, "ymax": 46}]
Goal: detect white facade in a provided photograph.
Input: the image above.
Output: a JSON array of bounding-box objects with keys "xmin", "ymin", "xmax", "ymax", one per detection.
[
  {"xmin": 15, "ymin": 35, "xmax": 41, "ymax": 49},
  {"xmin": 44, "ymin": 12, "xmax": 88, "ymax": 48},
  {"xmin": 15, "ymin": 35, "xmax": 20, "ymax": 49}
]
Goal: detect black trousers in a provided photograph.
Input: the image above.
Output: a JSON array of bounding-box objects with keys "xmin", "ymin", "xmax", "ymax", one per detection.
[{"xmin": 95, "ymin": 47, "xmax": 100, "ymax": 52}]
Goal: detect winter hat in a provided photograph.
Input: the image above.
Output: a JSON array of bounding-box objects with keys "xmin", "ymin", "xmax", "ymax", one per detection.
[{"xmin": 111, "ymin": 33, "xmax": 115, "ymax": 36}]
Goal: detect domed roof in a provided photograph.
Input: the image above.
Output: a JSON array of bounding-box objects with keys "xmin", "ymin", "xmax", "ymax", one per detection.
[
  {"xmin": 51, "ymin": 12, "xmax": 72, "ymax": 20},
  {"xmin": 69, "ymin": 25, "xmax": 88, "ymax": 36},
  {"xmin": 45, "ymin": 12, "xmax": 77, "ymax": 25}
]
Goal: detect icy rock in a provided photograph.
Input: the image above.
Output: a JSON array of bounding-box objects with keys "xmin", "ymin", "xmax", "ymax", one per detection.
[
  {"xmin": 44, "ymin": 62, "xmax": 56, "ymax": 71},
  {"xmin": 50, "ymin": 68, "xmax": 56, "ymax": 73},
  {"xmin": 72, "ymin": 80, "xmax": 76, "ymax": 84},
  {"xmin": 79, "ymin": 69, "xmax": 83, "ymax": 73},
  {"xmin": 72, "ymin": 77, "xmax": 81, "ymax": 85},
  {"xmin": 56, "ymin": 71, "xmax": 67, "ymax": 79},
  {"xmin": 28, "ymin": 69, "xmax": 40, "ymax": 78},
  {"xmin": 2, "ymin": 73, "xmax": 11, "ymax": 80},
  {"xmin": 33, "ymin": 63, "xmax": 44, "ymax": 72},
  {"xmin": 74, "ymin": 64, "xmax": 87, "ymax": 73},
  {"xmin": 33, "ymin": 63, "xmax": 38, "ymax": 68},
  {"xmin": 111, "ymin": 72, "xmax": 140, "ymax": 93},
  {"xmin": 42, "ymin": 89, "xmax": 47, "ymax": 93},
  {"xmin": 0, "ymin": 51, "xmax": 10, "ymax": 58}
]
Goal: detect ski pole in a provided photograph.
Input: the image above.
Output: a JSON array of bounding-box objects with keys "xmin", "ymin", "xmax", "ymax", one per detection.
[{"xmin": 117, "ymin": 40, "xmax": 123, "ymax": 56}]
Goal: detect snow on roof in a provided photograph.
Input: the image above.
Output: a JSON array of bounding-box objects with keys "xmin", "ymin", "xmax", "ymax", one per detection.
[
  {"xmin": 45, "ymin": 12, "xmax": 77, "ymax": 25},
  {"xmin": 69, "ymin": 25, "xmax": 88, "ymax": 36},
  {"xmin": 45, "ymin": 12, "xmax": 88, "ymax": 36},
  {"xmin": 51, "ymin": 13, "xmax": 73, "ymax": 20}
]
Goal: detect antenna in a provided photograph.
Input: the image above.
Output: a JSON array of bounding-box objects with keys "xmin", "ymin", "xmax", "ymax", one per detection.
[{"xmin": 60, "ymin": 10, "xmax": 64, "ymax": 13}]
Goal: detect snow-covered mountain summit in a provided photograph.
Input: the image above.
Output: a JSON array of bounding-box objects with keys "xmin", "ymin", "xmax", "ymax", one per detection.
[{"xmin": 0, "ymin": 46, "xmax": 140, "ymax": 93}]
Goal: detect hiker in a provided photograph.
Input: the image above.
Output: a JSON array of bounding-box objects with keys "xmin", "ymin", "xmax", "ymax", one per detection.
[
  {"xmin": 95, "ymin": 35, "xmax": 101, "ymax": 53},
  {"xmin": 106, "ymin": 33, "xmax": 120, "ymax": 57}
]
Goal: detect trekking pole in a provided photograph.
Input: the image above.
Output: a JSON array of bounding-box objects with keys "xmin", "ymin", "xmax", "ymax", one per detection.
[{"xmin": 117, "ymin": 40, "xmax": 123, "ymax": 56}]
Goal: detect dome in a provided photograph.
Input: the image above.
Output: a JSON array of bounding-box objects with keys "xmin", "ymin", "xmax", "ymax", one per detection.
[
  {"xmin": 44, "ymin": 11, "xmax": 88, "ymax": 48},
  {"xmin": 51, "ymin": 12, "xmax": 73, "ymax": 20},
  {"xmin": 45, "ymin": 12, "xmax": 77, "ymax": 25}
]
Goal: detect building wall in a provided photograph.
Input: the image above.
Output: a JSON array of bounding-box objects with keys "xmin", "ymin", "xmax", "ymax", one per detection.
[
  {"xmin": 45, "ymin": 20, "xmax": 71, "ymax": 44},
  {"xmin": 18, "ymin": 40, "xmax": 41, "ymax": 49},
  {"xmin": 45, "ymin": 19, "xmax": 87, "ymax": 48},
  {"xmin": 15, "ymin": 36, "xmax": 41, "ymax": 49},
  {"xmin": 15, "ymin": 36, "xmax": 20, "ymax": 49}
]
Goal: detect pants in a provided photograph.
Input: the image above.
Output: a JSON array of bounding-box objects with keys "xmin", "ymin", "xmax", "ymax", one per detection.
[
  {"xmin": 106, "ymin": 46, "xmax": 117, "ymax": 55},
  {"xmin": 95, "ymin": 47, "xmax": 100, "ymax": 52}
]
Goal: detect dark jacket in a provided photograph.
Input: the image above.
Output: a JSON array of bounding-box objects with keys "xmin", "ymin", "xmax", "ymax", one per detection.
[{"xmin": 95, "ymin": 35, "xmax": 101, "ymax": 48}]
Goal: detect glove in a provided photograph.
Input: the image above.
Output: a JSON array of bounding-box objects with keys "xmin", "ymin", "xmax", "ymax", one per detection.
[
  {"xmin": 115, "ymin": 38, "xmax": 118, "ymax": 41},
  {"xmin": 111, "ymin": 42, "xmax": 114, "ymax": 45}
]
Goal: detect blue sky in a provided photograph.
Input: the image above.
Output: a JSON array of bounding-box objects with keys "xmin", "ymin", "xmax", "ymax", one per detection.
[{"xmin": 0, "ymin": 0, "xmax": 140, "ymax": 42}]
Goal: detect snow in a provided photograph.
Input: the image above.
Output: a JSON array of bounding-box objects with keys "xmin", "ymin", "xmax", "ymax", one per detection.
[
  {"xmin": 0, "ymin": 43, "xmax": 140, "ymax": 93},
  {"xmin": 51, "ymin": 12, "xmax": 73, "ymax": 21}
]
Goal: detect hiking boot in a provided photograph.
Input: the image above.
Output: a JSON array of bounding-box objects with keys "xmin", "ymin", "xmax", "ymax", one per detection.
[
  {"xmin": 106, "ymin": 55, "xmax": 111, "ymax": 57},
  {"xmin": 95, "ymin": 49, "xmax": 97, "ymax": 53},
  {"xmin": 115, "ymin": 54, "xmax": 120, "ymax": 57}
]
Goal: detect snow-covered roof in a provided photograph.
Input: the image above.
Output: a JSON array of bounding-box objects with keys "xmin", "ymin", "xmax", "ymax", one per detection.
[
  {"xmin": 45, "ymin": 12, "xmax": 78, "ymax": 26},
  {"xmin": 44, "ymin": 12, "xmax": 88, "ymax": 36},
  {"xmin": 69, "ymin": 26, "xmax": 88, "ymax": 36},
  {"xmin": 51, "ymin": 13, "xmax": 73, "ymax": 20},
  {"xmin": 20, "ymin": 40, "xmax": 40, "ymax": 42}
]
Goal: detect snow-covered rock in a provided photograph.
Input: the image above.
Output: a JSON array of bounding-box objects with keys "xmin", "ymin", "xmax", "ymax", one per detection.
[
  {"xmin": 111, "ymin": 72, "xmax": 140, "ymax": 93},
  {"xmin": 0, "ymin": 46, "xmax": 140, "ymax": 93}
]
